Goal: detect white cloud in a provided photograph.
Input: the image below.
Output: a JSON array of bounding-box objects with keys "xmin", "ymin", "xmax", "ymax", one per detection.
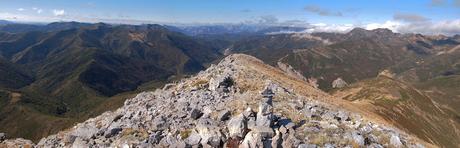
[
  {"xmin": 263, "ymin": 19, "xmax": 460, "ymax": 36},
  {"xmin": 52, "ymin": 9, "xmax": 65, "ymax": 16},
  {"xmin": 365, "ymin": 21, "xmax": 402, "ymax": 32},
  {"xmin": 397, "ymin": 20, "xmax": 460, "ymax": 35},
  {"xmin": 361, "ymin": 19, "xmax": 460, "ymax": 35},
  {"xmin": 17, "ymin": 8, "xmax": 25, "ymax": 11},
  {"xmin": 306, "ymin": 23, "xmax": 355, "ymax": 33},
  {"xmin": 0, "ymin": 12, "xmax": 56, "ymax": 22},
  {"xmin": 32, "ymin": 7, "xmax": 43, "ymax": 14}
]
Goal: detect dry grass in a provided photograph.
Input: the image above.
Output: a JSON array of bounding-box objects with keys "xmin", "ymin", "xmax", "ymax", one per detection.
[
  {"xmin": 190, "ymin": 79, "xmax": 208, "ymax": 88},
  {"xmin": 179, "ymin": 129, "xmax": 192, "ymax": 140},
  {"xmin": 121, "ymin": 128, "xmax": 149, "ymax": 139}
]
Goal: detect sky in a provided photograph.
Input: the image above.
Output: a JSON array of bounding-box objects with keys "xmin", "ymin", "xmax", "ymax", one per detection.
[{"xmin": 0, "ymin": 0, "xmax": 460, "ymax": 35}]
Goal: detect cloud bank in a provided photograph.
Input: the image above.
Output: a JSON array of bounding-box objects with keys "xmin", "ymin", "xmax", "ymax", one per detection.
[
  {"xmin": 52, "ymin": 9, "xmax": 65, "ymax": 16},
  {"xmin": 302, "ymin": 20, "xmax": 460, "ymax": 35}
]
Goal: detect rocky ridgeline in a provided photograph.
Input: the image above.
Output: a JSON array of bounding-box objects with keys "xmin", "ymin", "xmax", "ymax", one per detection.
[{"xmin": 1, "ymin": 54, "xmax": 425, "ymax": 147}]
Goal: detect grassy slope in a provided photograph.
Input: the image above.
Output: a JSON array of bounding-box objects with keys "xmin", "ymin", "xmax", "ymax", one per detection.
[{"xmin": 333, "ymin": 76, "xmax": 460, "ymax": 147}]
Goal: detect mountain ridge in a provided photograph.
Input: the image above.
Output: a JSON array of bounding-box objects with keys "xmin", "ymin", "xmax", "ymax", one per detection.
[{"xmin": 0, "ymin": 54, "xmax": 432, "ymax": 147}]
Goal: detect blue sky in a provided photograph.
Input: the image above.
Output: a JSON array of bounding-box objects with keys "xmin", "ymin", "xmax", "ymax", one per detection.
[{"xmin": 0, "ymin": 0, "xmax": 459, "ymax": 34}]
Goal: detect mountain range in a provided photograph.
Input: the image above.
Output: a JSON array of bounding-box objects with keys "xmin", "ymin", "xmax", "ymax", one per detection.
[
  {"xmin": 0, "ymin": 22, "xmax": 221, "ymax": 141},
  {"xmin": 0, "ymin": 21, "xmax": 459, "ymax": 147}
]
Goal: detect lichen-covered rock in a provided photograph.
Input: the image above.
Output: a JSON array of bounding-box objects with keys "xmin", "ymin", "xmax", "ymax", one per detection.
[
  {"xmin": 227, "ymin": 114, "xmax": 247, "ymax": 138},
  {"xmin": 196, "ymin": 119, "xmax": 224, "ymax": 147},
  {"xmin": 240, "ymin": 131, "xmax": 264, "ymax": 148},
  {"xmin": 184, "ymin": 130, "xmax": 201, "ymax": 146}
]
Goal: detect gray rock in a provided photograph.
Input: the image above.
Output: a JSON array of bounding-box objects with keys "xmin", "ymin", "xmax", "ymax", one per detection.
[
  {"xmin": 360, "ymin": 124, "xmax": 373, "ymax": 134},
  {"xmin": 241, "ymin": 131, "xmax": 264, "ymax": 148},
  {"xmin": 243, "ymin": 107, "xmax": 255, "ymax": 118},
  {"xmin": 104, "ymin": 127, "xmax": 123, "ymax": 138},
  {"xmin": 196, "ymin": 119, "xmax": 223, "ymax": 147},
  {"xmin": 247, "ymin": 117, "xmax": 257, "ymax": 130},
  {"xmin": 62, "ymin": 135, "xmax": 77, "ymax": 145},
  {"xmin": 159, "ymin": 133, "xmax": 179, "ymax": 147},
  {"xmin": 282, "ymin": 133, "xmax": 300, "ymax": 148},
  {"xmin": 256, "ymin": 97, "xmax": 274, "ymax": 127},
  {"xmin": 352, "ymin": 132, "xmax": 365, "ymax": 146},
  {"xmin": 252, "ymin": 126, "xmax": 274, "ymax": 138},
  {"xmin": 152, "ymin": 116, "xmax": 169, "ymax": 131},
  {"xmin": 71, "ymin": 137, "xmax": 88, "ymax": 148},
  {"xmin": 72, "ymin": 125, "xmax": 99, "ymax": 139},
  {"xmin": 0, "ymin": 133, "xmax": 5, "ymax": 141},
  {"xmin": 285, "ymin": 122, "xmax": 296, "ymax": 130},
  {"xmin": 227, "ymin": 114, "xmax": 247, "ymax": 138},
  {"xmin": 366, "ymin": 134, "xmax": 378, "ymax": 144},
  {"xmin": 324, "ymin": 143, "xmax": 335, "ymax": 148},
  {"xmin": 209, "ymin": 75, "xmax": 234, "ymax": 92},
  {"xmin": 390, "ymin": 134, "xmax": 403, "ymax": 147},
  {"xmin": 218, "ymin": 110, "xmax": 231, "ymax": 121},
  {"xmin": 190, "ymin": 109, "xmax": 203, "ymax": 120},
  {"xmin": 332, "ymin": 77, "xmax": 348, "ymax": 88},
  {"xmin": 368, "ymin": 143, "xmax": 384, "ymax": 148},
  {"xmin": 148, "ymin": 131, "xmax": 164, "ymax": 144},
  {"xmin": 279, "ymin": 126, "xmax": 288, "ymax": 134},
  {"xmin": 298, "ymin": 144, "xmax": 317, "ymax": 148},
  {"xmin": 170, "ymin": 141, "xmax": 186, "ymax": 148},
  {"xmin": 184, "ymin": 130, "xmax": 201, "ymax": 146},
  {"xmin": 271, "ymin": 130, "xmax": 282, "ymax": 148}
]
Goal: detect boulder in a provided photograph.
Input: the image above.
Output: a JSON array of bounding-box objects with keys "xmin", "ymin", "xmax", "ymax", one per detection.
[
  {"xmin": 104, "ymin": 127, "xmax": 123, "ymax": 138},
  {"xmin": 271, "ymin": 129, "xmax": 282, "ymax": 148},
  {"xmin": 256, "ymin": 97, "xmax": 274, "ymax": 127},
  {"xmin": 209, "ymin": 75, "xmax": 234, "ymax": 92},
  {"xmin": 281, "ymin": 133, "xmax": 300, "ymax": 147},
  {"xmin": 148, "ymin": 132, "xmax": 164, "ymax": 145},
  {"xmin": 190, "ymin": 109, "xmax": 203, "ymax": 120},
  {"xmin": 243, "ymin": 107, "xmax": 255, "ymax": 118},
  {"xmin": 184, "ymin": 130, "xmax": 201, "ymax": 146},
  {"xmin": 240, "ymin": 131, "xmax": 264, "ymax": 148},
  {"xmin": 71, "ymin": 137, "xmax": 89, "ymax": 148},
  {"xmin": 252, "ymin": 126, "xmax": 274, "ymax": 138},
  {"xmin": 390, "ymin": 134, "xmax": 403, "ymax": 147},
  {"xmin": 72, "ymin": 124, "xmax": 99, "ymax": 139},
  {"xmin": 352, "ymin": 132, "xmax": 365, "ymax": 146},
  {"xmin": 332, "ymin": 77, "xmax": 348, "ymax": 88},
  {"xmin": 298, "ymin": 144, "xmax": 317, "ymax": 148},
  {"xmin": 152, "ymin": 116, "xmax": 169, "ymax": 131},
  {"xmin": 196, "ymin": 119, "xmax": 224, "ymax": 147},
  {"xmin": 218, "ymin": 110, "xmax": 231, "ymax": 121},
  {"xmin": 0, "ymin": 133, "xmax": 5, "ymax": 141},
  {"xmin": 279, "ymin": 126, "xmax": 288, "ymax": 134},
  {"xmin": 227, "ymin": 114, "xmax": 248, "ymax": 138}
]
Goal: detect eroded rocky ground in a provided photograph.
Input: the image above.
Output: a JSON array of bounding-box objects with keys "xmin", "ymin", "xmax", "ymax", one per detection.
[{"xmin": 1, "ymin": 54, "xmax": 426, "ymax": 148}]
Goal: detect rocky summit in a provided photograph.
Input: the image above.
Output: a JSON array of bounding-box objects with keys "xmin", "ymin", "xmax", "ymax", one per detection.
[{"xmin": 2, "ymin": 54, "xmax": 427, "ymax": 147}]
